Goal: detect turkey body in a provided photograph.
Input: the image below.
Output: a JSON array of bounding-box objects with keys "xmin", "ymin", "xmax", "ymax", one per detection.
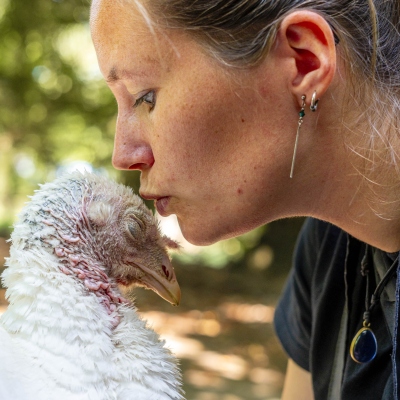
[{"xmin": 0, "ymin": 173, "xmax": 184, "ymax": 400}]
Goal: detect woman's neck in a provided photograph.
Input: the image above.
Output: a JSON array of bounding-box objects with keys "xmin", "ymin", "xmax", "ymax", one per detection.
[{"xmin": 300, "ymin": 111, "xmax": 400, "ymax": 252}]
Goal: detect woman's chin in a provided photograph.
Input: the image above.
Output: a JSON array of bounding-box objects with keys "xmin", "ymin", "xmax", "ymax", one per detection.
[
  {"xmin": 178, "ymin": 217, "xmax": 241, "ymax": 246},
  {"xmin": 178, "ymin": 219, "xmax": 216, "ymax": 245}
]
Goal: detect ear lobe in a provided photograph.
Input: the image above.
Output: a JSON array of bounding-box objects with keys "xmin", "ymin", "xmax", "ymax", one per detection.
[{"xmin": 279, "ymin": 11, "xmax": 337, "ymax": 100}]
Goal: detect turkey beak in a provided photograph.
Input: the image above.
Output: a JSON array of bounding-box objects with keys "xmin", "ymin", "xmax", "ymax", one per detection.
[{"xmin": 136, "ymin": 255, "xmax": 181, "ymax": 306}]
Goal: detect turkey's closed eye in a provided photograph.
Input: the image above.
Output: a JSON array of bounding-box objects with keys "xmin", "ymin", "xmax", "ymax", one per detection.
[
  {"xmin": 127, "ymin": 214, "xmax": 146, "ymax": 238},
  {"xmin": 127, "ymin": 221, "xmax": 141, "ymax": 238}
]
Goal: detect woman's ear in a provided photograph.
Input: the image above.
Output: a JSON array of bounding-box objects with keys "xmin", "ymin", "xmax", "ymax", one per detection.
[{"xmin": 275, "ymin": 10, "xmax": 337, "ymax": 104}]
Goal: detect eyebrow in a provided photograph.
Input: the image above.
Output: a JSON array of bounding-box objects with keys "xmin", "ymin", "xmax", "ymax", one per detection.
[
  {"xmin": 107, "ymin": 67, "xmax": 147, "ymax": 83},
  {"xmin": 106, "ymin": 59, "xmax": 161, "ymax": 83},
  {"xmin": 107, "ymin": 67, "xmax": 119, "ymax": 82}
]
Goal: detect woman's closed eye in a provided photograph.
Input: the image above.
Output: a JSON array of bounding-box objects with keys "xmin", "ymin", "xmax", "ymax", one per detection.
[{"xmin": 133, "ymin": 90, "xmax": 156, "ymax": 111}]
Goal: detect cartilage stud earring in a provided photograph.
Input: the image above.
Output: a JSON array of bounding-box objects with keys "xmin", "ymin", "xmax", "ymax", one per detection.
[{"xmin": 310, "ymin": 91, "xmax": 319, "ymax": 112}]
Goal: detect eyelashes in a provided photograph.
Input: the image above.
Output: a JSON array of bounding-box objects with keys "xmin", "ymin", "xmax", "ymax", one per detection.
[{"xmin": 133, "ymin": 90, "xmax": 156, "ymax": 111}]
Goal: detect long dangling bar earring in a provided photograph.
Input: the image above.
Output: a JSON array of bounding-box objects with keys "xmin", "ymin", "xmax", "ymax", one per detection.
[
  {"xmin": 310, "ymin": 90, "xmax": 319, "ymax": 112},
  {"xmin": 290, "ymin": 95, "xmax": 306, "ymax": 179}
]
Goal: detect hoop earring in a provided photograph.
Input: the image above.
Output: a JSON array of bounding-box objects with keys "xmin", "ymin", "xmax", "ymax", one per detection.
[
  {"xmin": 290, "ymin": 95, "xmax": 306, "ymax": 179},
  {"xmin": 310, "ymin": 91, "xmax": 319, "ymax": 112}
]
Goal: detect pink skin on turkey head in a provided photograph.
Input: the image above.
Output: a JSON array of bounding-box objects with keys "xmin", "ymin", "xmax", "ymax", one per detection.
[{"xmin": 31, "ymin": 173, "xmax": 181, "ymax": 327}]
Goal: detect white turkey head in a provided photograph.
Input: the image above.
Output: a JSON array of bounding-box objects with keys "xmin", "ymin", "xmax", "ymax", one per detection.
[{"xmin": 16, "ymin": 172, "xmax": 181, "ymax": 306}]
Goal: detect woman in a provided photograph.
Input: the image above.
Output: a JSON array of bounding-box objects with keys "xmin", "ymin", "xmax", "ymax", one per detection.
[{"xmin": 90, "ymin": 0, "xmax": 400, "ymax": 398}]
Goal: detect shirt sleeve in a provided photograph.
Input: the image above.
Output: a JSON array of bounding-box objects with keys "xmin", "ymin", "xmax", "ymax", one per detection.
[{"xmin": 274, "ymin": 218, "xmax": 326, "ymax": 371}]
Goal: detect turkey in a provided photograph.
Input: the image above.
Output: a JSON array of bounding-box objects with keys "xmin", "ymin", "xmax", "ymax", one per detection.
[{"xmin": 0, "ymin": 172, "xmax": 184, "ymax": 400}]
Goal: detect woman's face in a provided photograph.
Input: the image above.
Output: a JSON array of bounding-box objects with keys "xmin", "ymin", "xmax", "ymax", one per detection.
[{"xmin": 90, "ymin": 0, "xmax": 296, "ymax": 245}]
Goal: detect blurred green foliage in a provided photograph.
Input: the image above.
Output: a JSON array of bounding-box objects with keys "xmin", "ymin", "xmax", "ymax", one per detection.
[{"xmin": 0, "ymin": 0, "xmax": 123, "ymax": 226}]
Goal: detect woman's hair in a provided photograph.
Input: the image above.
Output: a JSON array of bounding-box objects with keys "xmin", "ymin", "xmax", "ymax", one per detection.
[{"xmin": 145, "ymin": 0, "xmax": 400, "ymax": 79}]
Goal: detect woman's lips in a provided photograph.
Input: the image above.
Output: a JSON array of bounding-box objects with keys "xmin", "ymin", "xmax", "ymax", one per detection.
[
  {"xmin": 155, "ymin": 197, "xmax": 171, "ymax": 216},
  {"xmin": 140, "ymin": 193, "xmax": 171, "ymax": 216}
]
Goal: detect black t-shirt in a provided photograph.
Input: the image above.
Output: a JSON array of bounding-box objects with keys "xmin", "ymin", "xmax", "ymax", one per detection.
[{"xmin": 274, "ymin": 218, "xmax": 394, "ymax": 399}]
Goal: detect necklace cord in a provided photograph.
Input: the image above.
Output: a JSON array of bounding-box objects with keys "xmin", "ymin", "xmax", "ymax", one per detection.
[
  {"xmin": 361, "ymin": 246, "xmax": 371, "ymax": 324},
  {"xmin": 360, "ymin": 246, "xmax": 399, "ymax": 325},
  {"xmin": 370, "ymin": 254, "xmax": 399, "ymax": 311}
]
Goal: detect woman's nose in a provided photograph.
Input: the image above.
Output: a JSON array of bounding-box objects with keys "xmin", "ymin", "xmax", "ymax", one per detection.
[{"xmin": 112, "ymin": 114, "xmax": 155, "ymax": 171}]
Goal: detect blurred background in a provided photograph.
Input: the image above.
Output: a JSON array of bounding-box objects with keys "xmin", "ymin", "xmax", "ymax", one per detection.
[{"xmin": 0, "ymin": 0, "xmax": 304, "ymax": 398}]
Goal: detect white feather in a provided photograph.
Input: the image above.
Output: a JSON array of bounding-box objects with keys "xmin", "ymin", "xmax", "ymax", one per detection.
[{"xmin": 0, "ymin": 172, "xmax": 184, "ymax": 400}]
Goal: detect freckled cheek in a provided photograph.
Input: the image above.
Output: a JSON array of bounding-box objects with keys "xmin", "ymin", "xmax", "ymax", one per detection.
[{"xmin": 155, "ymin": 112, "xmax": 221, "ymax": 173}]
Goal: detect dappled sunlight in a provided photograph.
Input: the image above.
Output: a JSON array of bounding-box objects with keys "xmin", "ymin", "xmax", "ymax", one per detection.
[
  {"xmin": 139, "ymin": 301, "xmax": 284, "ymax": 399},
  {"xmin": 141, "ymin": 310, "xmax": 221, "ymax": 337},
  {"xmin": 185, "ymin": 369, "xmax": 227, "ymax": 389},
  {"xmin": 195, "ymin": 351, "xmax": 249, "ymax": 380},
  {"xmin": 162, "ymin": 335, "xmax": 205, "ymax": 360},
  {"xmin": 141, "ymin": 302, "xmax": 274, "ymax": 336},
  {"xmin": 219, "ymin": 302, "xmax": 274, "ymax": 324}
]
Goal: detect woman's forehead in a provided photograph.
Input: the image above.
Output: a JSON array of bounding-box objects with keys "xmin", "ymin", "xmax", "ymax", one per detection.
[
  {"xmin": 90, "ymin": 0, "xmax": 154, "ymax": 43},
  {"xmin": 90, "ymin": 0, "xmax": 181, "ymax": 78}
]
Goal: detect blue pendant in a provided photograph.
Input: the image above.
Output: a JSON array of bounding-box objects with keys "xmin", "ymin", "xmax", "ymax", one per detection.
[{"xmin": 350, "ymin": 326, "xmax": 378, "ymax": 363}]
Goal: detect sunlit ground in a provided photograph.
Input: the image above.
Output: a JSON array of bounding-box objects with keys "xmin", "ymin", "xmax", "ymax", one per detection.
[
  {"xmin": 139, "ymin": 304, "xmax": 284, "ymax": 400},
  {"xmin": 133, "ymin": 263, "xmax": 287, "ymax": 400}
]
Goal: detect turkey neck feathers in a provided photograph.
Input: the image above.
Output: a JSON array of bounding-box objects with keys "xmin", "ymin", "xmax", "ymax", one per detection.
[{"xmin": 0, "ymin": 172, "xmax": 184, "ymax": 400}]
